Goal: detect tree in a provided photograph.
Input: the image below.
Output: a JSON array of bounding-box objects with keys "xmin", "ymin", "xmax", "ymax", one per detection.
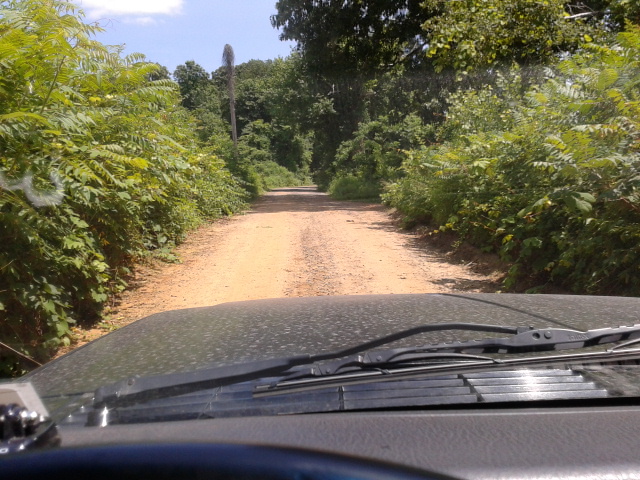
[
  {"xmin": 272, "ymin": 0, "xmax": 630, "ymax": 77},
  {"xmin": 563, "ymin": 0, "xmax": 640, "ymax": 29},
  {"xmin": 212, "ymin": 60, "xmax": 274, "ymax": 136},
  {"xmin": 148, "ymin": 64, "xmax": 171, "ymax": 81},
  {"xmin": 173, "ymin": 60, "xmax": 211, "ymax": 110},
  {"xmin": 271, "ymin": 0, "xmax": 631, "ymax": 187},
  {"xmin": 222, "ymin": 44, "xmax": 238, "ymax": 148},
  {"xmin": 210, "ymin": 56, "xmax": 314, "ymax": 173},
  {"xmin": 271, "ymin": 1, "xmax": 442, "ymax": 186}
]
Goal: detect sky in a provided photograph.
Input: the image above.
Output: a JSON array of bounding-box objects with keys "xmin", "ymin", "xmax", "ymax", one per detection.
[{"xmin": 76, "ymin": 0, "xmax": 295, "ymax": 75}]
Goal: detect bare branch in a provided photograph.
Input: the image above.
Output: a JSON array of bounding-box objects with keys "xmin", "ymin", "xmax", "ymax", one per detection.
[
  {"xmin": 0, "ymin": 341, "xmax": 42, "ymax": 367},
  {"xmin": 565, "ymin": 11, "xmax": 601, "ymax": 20}
]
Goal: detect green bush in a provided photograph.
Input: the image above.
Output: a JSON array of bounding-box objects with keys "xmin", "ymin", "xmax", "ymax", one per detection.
[
  {"xmin": 328, "ymin": 175, "xmax": 382, "ymax": 201},
  {"xmin": 252, "ymin": 161, "xmax": 311, "ymax": 191}
]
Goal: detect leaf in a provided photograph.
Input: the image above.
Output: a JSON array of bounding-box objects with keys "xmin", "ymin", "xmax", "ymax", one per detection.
[
  {"xmin": 563, "ymin": 192, "xmax": 596, "ymax": 214},
  {"xmin": 597, "ymin": 69, "xmax": 619, "ymax": 90},
  {"xmin": 0, "ymin": 111, "xmax": 48, "ymax": 124},
  {"xmin": 129, "ymin": 157, "xmax": 149, "ymax": 169},
  {"xmin": 42, "ymin": 299, "xmax": 57, "ymax": 314},
  {"xmin": 90, "ymin": 291, "xmax": 108, "ymax": 302},
  {"xmin": 56, "ymin": 320, "xmax": 72, "ymax": 336},
  {"xmin": 43, "ymin": 283, "xmax": 60, "ymax": 295},
  {"xmin": 63, "ymin": 236, "xmax": 86, "ymax": 250},
  {"xmin": 576, "ymin": 192, "xmax": 596, "ymax": 203}
]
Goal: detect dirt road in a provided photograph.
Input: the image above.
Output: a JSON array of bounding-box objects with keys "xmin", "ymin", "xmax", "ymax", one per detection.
[{"xmin": 97, "ymin": 187, "xmax": 500, "ymax": 334}]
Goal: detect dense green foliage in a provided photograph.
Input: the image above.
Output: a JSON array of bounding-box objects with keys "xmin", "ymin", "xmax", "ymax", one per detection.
[
  {"xmin": 0, "ymin": 0, "xmax": 247, "ymax": 375},
  {"xmin": 272, "ymin": 0, "xmax": 614, "ymax": 185},
  {"xmin": 327, "ymin": 175, "xmax": 382, "ymax": 201},
  {"xmin": 422, "ymin": 0, "xmax": 620, "ymax": 73},
  {"xmin": 385, "ymin": 27, "xmax": 640, "ymax": 293},
  {"xmin": 272, "ymin": 0, "xmax": 430, "ymax": 76},
  {"xmin": 253, "ymin": 161, "xmax": 310, "ymax": 191}
]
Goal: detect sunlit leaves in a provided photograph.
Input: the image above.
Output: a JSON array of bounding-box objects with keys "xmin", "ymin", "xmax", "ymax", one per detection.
[{"xmin": 423, "ymin": 0, "xmax": 596, "ymax": 72}]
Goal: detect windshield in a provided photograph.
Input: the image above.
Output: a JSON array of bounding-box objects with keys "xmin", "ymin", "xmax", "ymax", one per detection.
[{"xmin": 1, "ymin": 0, "xmax": 639, "ymax": 424}]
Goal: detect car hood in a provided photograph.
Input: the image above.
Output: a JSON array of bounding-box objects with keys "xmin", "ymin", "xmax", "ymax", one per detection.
[{"xmin": 22, "ymin": 293, "xmax": 640, "ymax": 408}]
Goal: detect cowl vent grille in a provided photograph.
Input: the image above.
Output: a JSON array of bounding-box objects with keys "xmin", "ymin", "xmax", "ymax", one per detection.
[
  {"xmin": 340, "ymin": 369, "xmax": 607, "ymax": 410},
  {"xmin": 60, "ymin": 368, "xmax": 609, "ymax": 427},
  {"xmin": 465, "ymin": 369, "xmax": 608, "ymax": 403}
]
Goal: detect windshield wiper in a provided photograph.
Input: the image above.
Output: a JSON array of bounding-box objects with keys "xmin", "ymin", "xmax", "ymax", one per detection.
[
  {"xmin": 256, "ymin": 323, "xmax": 640, "ymax": 394},
  {"xmin": 94, "ymin": 323, "xmax": 640, "ymax": 409},
  {"xmin": 333, "ymin": 322, "xmax": 640, "ymax": 367}
]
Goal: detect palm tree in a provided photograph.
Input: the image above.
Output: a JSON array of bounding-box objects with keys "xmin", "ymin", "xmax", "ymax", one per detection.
[{"xmin": 222, "ymin": 44, "xmax": 237, "ymax": 148}]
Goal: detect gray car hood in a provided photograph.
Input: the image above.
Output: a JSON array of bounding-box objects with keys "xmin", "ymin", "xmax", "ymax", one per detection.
[{"xmin": 22, "ymin": 293, "xmax": 640, "ymax": 406}]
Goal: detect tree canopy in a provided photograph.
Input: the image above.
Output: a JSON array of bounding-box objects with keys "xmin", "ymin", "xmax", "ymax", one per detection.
[
  {"xmin": 272, "ymin": 0, "xmax": 429, "ymax": 77},
  {"xmin": 423, "ymin": 0, "xmax": 591, "ymax": 72},
  {"xmin": 174, "ymin": 60, "xmax": 211, "ymax": 110}
]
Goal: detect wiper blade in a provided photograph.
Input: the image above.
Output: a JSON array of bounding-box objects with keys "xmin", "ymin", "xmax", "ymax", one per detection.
[
  {"xmin": 267, "ymin": 323, "xmax": 640, "ymax": 385},
  {"xmin": 256, "ymin": 347, "xmax": 640, "ymax": 397},
  {"xmin": 94, "ymin": 322, "xmax": 521, "ymax": 409}
]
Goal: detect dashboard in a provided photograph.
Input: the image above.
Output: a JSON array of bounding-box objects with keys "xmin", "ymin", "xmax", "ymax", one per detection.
[{"xmin": 5, "ymin": 403, "xmax": 639, "ymax": 480}]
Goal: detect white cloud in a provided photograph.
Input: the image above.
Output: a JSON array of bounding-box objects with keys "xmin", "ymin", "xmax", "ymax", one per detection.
[{"xmin": 80, "ymin": 0, "xmax": 183, "ymax": 18}]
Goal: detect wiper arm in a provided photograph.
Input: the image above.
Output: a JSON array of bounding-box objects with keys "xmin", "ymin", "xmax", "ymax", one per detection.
[
  {"xmin": 269, "ymin": 323, "xmax": 640, "ymax": 384},
  {"xmin": 94, "ymin": 356, "xmax": 311, "ymax": 409},
  {"xmin": 94, "ymin": 322, "xmax": 521, "ymax": 409},
  {"xmin": 377, "ymin": 323, "xmax": 640, "ymax": 357}
]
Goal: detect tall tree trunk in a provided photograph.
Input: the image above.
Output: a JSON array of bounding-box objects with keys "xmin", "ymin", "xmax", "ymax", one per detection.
[{"xmin": 222, "ymin": 44, "xmax": 237, "ymax": 148}]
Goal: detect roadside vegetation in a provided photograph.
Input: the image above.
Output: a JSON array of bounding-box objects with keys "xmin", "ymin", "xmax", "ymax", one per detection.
[
  {"xmin": 1, "ymin": 0, "xmax": 638, "ymax": 374},
  {"xmin": 172, "ymin": 57, "xmax": 313, "ymax": 195},
  {"xmin": 384, "ymin": 32, "xmax": 640, "ymax": 294}
]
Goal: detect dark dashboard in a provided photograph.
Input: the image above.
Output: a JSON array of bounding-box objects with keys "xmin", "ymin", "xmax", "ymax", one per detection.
[{"xmin": 5, "ymin": 404, "xmax": 638, "ymax": 480}]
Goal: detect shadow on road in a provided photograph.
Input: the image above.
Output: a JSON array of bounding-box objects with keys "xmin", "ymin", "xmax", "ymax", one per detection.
[{"xmin": 246, "ymin": 186, "xmax": 385, "ymax": 215}]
